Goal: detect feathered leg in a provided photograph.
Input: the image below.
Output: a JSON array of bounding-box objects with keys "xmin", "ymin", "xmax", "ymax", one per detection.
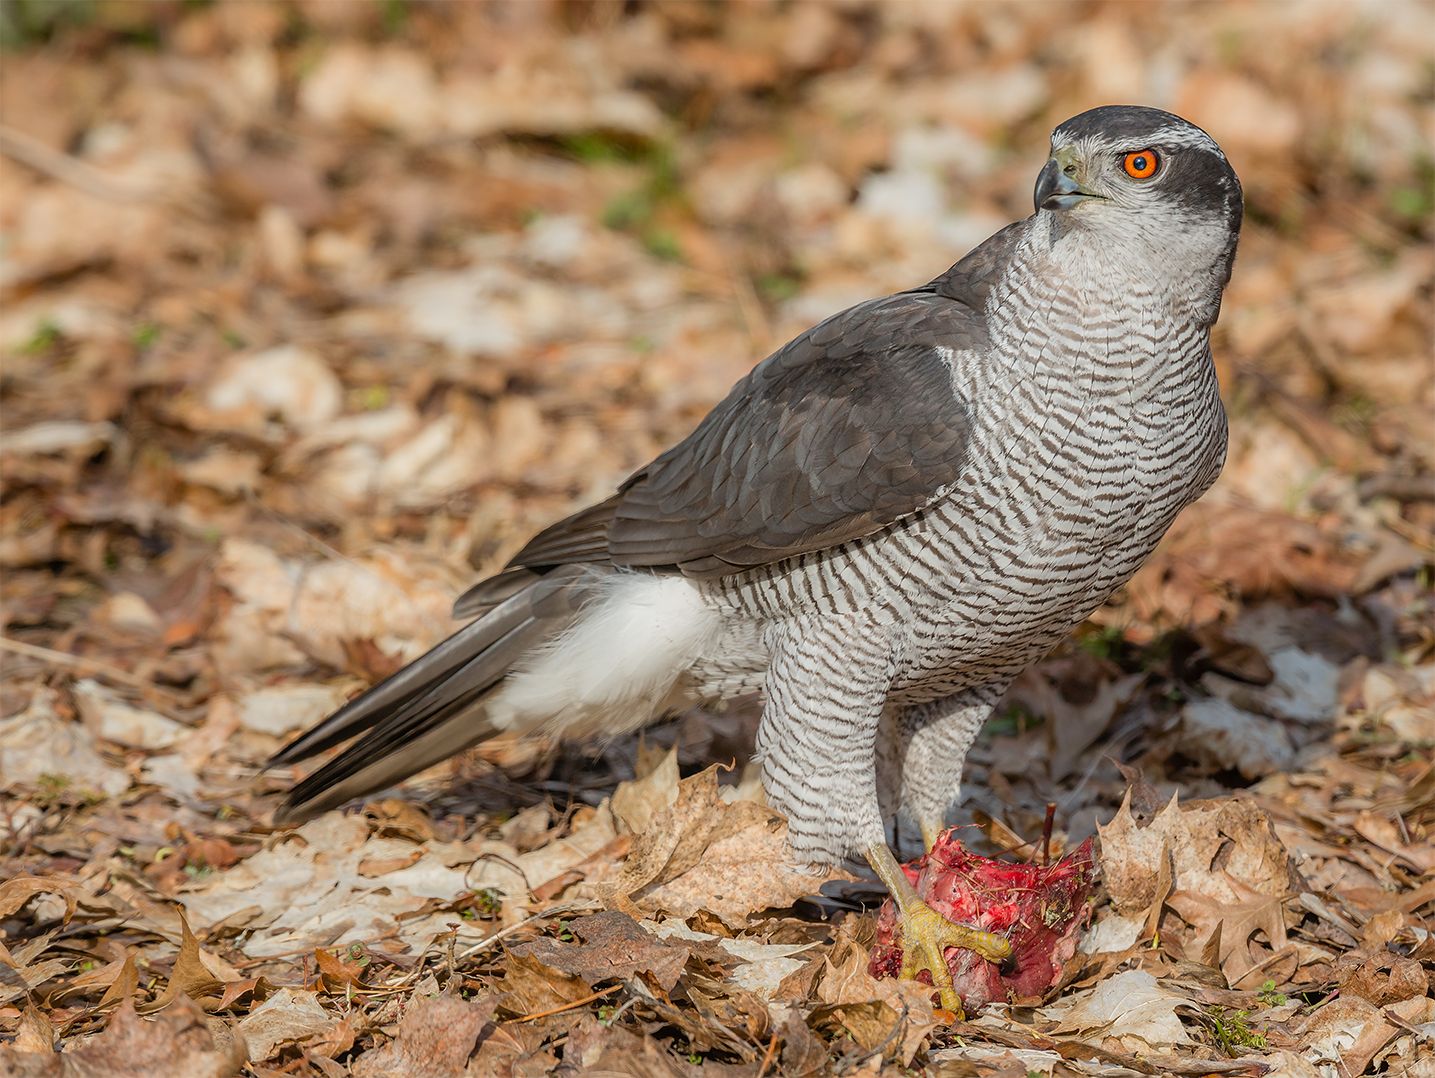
[
  {"xmin": 758, "ymin": 620, "xmax": 1008, "ymax": 1013},
  {"xmin": 890, "ymin": 684, "xmax": 1007, "ymax": 851}
]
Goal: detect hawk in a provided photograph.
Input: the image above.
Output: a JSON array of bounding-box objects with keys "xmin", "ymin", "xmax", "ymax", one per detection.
[{"xmin": 273, "ymin": 105, "xmax": 1242, "ymax": 1011}]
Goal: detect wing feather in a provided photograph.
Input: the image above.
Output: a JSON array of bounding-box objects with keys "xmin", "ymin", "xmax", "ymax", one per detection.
[{"xmin": 488, "ymin": 229, "xmax": 1013, "ymax": 589}]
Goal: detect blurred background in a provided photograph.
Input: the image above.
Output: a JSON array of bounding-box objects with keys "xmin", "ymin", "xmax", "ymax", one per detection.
[{"xmin": 0, "ymin": 1, "xmax": 1431, "ymax": 834}]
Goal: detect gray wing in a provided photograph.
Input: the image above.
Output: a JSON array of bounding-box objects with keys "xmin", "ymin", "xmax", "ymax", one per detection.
[
  {"xmin": 455, "ymin": 288, "xmax": 995, "ymax": 617},
  {"xmin": 606, "ymin": 291, "xmax": 980, "ymax": 576}
]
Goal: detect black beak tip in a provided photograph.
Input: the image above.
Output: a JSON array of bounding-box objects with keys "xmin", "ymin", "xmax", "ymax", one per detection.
[{"xmin": 1033, "ymin": 159, "xmax": 1060, "ymax": 214}]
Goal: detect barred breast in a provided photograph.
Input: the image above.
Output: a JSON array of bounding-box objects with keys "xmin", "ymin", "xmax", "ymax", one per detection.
[{"xmin": 689, "ymin": 216, "xmax": 1228, "ymax": 704}]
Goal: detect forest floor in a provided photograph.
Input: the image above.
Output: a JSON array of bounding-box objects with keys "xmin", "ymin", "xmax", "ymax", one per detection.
[{"xmin": 1, "ymin": 3, "xmax": 1432, "ymax": 1076}]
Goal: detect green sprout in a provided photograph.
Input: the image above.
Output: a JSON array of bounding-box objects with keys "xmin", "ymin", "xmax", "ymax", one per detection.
[
  {"xmin": 757, "ymin": 273, "xmax": 801, "ymax": 303},
  {"xmin": 641, "ymin": 227, "xmax": 682, "ymax": 262},
  {"xmin": 471, "ymin": 887, "xmax": 504, "ymax": 918},
  {"xmin": 1257, "ymin": 980, "xmax": 1287, "ymax": 1007},
  {"xmin": 982, "ymin": 704, "xmax": 1043, "ymax": 738},
  {"xmin": 1207, "ymin": 1008, "xmax": 1267, "ymax": 1056},
  {"xmin": 1079, "ymin": 624, "xmax": 1126, "ymax": 660},
  {"xmin": 359, "ymin": 385, "xmax": 390, "ymax": 411},
  {"xmin": 20, "ymin": 320, "xmax": 61, "ymax": 355}
]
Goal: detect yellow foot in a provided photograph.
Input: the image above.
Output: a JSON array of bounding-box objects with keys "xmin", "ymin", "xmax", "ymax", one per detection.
[
  {"xmin": 896, "ymin": 898, "xmax": 1012, "ymax": 1016},
  {"xmin": 863, "ymin": 840, "xmax": 1013, "ymax": 1018}
]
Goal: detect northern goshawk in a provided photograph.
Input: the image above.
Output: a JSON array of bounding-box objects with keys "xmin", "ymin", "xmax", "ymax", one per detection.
[{"xmin": 273, "ymin": 105, "xmax": 1242, "ymax": 1011}]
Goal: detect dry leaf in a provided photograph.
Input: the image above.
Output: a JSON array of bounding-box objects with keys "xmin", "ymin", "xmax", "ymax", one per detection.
[
  {"xmin": 600, "ymin": 766, "xmax": 846, "ymax": 922},
  {"xmin": 0, "ymin": 994, "xmax": 246, "ymax": 1078},
  {"xmin": 610, "ymin": 742, "xmax": 681, "ymax": 834},
  {"xmin": 509, "ymin": 911, "xmax": 689, "ymax": 990},
  {"xmin": 14, "ymin": 1005, "xmax": 53, "ymax": 1054},
  {"xmin": 811, "ymin": 931, "xmax": 935, "ymax": 1066},
  {"xmin": 1045, "ymin": 969, "xmax": 1193, "ymax": 1053},
  {"xmin": 235, "ymin": 986, "xmax": 339, "ymax": 1063},
  {"xmin": 1005, "ymin": 662, "xmax": 1143, "ymax": 780},
  {"xmin": 314, "ymin": 947, "xmax": 367, "ymax": 993},
  {"xmin": 1098, "ymin": 792, "xmax": 1295, "ymax": 915},
  {"xmin": 1339, "ymin": 995, "xmax": 1435, "ymax": 1076},
  {"xmin": 350, "ymin": 992, "xmax": 496, "ymax": 1078},
  {"xmin": 496, "ymin": 950, "xmax": 590, "ymax": 1016},
  {"xmin": 1175, "ymin": 697, "xmax": 1296, "ymax": 778},
  {"xmin": 1166, "ymin": 875, "xmax": 1295, "ymax": 988},
  {"xmin": 138, "ymin": 914, "xmax": 228, "ymax": 1013},
  {"xmin": 466, "ymin": 1020, "xmax": 549, "ymax": 1078},
  {"xmin": 1295, "ymin": 995, "xmax": 1381, "ymax": 1071},
  {"xmin": 0, "ymin": 688, "xmax": 132, "ymax": 800},
  {"xmin": 95, "ymin": 954, "xmax": 139, "ymax": 1011},
  {"xmin": 1331, "ymin": 951, "xmax": 1431, "ymax": 1006}
]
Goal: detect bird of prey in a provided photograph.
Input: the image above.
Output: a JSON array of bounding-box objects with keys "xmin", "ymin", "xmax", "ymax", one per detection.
[{"xmin": 272, "ymin": 105, "xmax": 1242, "ymax": 1013}]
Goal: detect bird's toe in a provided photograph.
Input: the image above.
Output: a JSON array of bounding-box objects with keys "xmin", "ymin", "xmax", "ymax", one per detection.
[{"xmin": 896, "ymin": 899, "xmax": 1011, "ymax": 1017}]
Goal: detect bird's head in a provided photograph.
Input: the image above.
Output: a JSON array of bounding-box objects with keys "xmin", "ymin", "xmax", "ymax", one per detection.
[{"xmin": 1034, "ymin": 105, "xmax": 1243, "ymax": 305}]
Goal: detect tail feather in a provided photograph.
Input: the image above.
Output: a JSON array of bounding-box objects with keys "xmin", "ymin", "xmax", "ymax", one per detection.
[
  {"xmin": 451, "ymin": 567, "xmax": 540, "ymax": 620},
  {"xmin": 269, "ymin": 564, "xmax": 600, "ymax": 824},
  {"xmin": 270, "ymin": 564, "xmax": 720, "ymax": 826},
  {"xmin": 268, "ymin": 607, "xmax": 523, "ymax": 767},
  {"xmin": 274, "ymin": 709, "xmax": 503, "ymax": 825}
]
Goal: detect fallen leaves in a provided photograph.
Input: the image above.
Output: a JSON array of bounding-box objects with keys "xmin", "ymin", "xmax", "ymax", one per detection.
[
  {"xmin": 236, "ymin": 987, "xmax": 337, "ymax": 1065},
  {"xmin": 812, "ymin": 931, "xmax": 936, "ymax": 1066},
  {"xmin": 1047, "ymin": 969, "xmax": 1194, "ymax": 1054},
  {"xmin": 350, "ymin": 992, "xmax": 495, "ymax": 1078},
  {"xmin": 0, "ymin": 994, "xmax": 245, "ymax": 1078},
  {"xmin": 1332, "ymin": 950, "xmax": 1431, "ymax": 1007},
  {"xmin": 1098, "ymin": 794, "xmax": 1296, "ymax": 916},
  {"xmin": 599, "ymin": 764, "xmax": 848, "ymax": 923},
  {"xmin": 2, "ymin": 2, "xmax": 1432, "ymax": 1075},
  {"xmin": 510, "ymin": 911, "xmax": 689, "ymax": 992},
  {"xmin": 0, "ymin": 687, "xmax": 132, "ymax": 801},
  {"xmin": 1166, "ymin": 877, "xmax": 1295, "ymax": 989},
  {"xmin": 1107, "ymin": 501, "xmax": 1420, "ymax": 640}
]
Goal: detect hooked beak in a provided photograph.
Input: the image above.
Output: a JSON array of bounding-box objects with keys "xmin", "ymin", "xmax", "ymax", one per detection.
[{"xmin": 1034, "ymin": 146, "xmax": 1104, "ymax": 212}]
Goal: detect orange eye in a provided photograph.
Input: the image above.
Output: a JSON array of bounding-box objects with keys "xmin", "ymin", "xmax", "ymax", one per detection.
[{"xmin": 1123, "ymin": 149, "xmax": 1159, "ymax": 179}]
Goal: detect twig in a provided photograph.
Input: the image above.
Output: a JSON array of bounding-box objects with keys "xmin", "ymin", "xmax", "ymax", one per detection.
[
  {"xmin": 445, "ymin": 922, "xmax": 460, "ymax": 985},
  {"xmin": 756, "ymin": 1028, "xmax": 780, "ymax": 1078},
  {"xmin": 599, "ymin": 994, "xmax": 639, "ymax": 1029},
  {"xmin": 457, "ymin": 900, "xmax": 589, "ymax": 961},
  {"xmin": 232, "ymin": 929, "xmax": 401, "ymax": 969},
  {"xmin": 0, "ymin": 124, "xmax": 164, "ymax": 202},
  {"xmin": 464, "ymin": 850, "xmax": 533, "ymax": 899},
  {"xmin": 0, "ymin": 635, "xmax": 187, "ymax": 705},
  {"xmin": 1042, "ymin": 803, "xmax": 1056, "ymax": 866},
  {"xmin": 506, "ymin": 983, "xmax": 620, "ymax": 1024}
]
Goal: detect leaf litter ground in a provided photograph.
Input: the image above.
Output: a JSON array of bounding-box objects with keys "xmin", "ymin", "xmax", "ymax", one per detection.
[{"xmin": 1, "ymin": 3, "xmax": 1432, "ymax": 1076}]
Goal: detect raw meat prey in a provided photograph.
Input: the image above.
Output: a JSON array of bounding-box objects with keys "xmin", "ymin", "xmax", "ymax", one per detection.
[{"xmin": 868, "ymin": 833, "xmax": 1096, "ymax": 1009}]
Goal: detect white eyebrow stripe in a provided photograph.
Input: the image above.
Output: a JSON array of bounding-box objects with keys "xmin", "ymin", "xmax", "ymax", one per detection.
[
  {"xmin": 1051, "ymin": 123, "xmax": 1226, "ymax": 160},
  {"xmin": 1146, "ymin": 125, "xmax": 1224, "ymax": 154}
]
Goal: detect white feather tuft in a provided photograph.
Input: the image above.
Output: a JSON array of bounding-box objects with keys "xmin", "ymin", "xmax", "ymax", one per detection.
[{"xmin": 487, "ymin": 571, "xmax": 720, "ymax": 739}]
